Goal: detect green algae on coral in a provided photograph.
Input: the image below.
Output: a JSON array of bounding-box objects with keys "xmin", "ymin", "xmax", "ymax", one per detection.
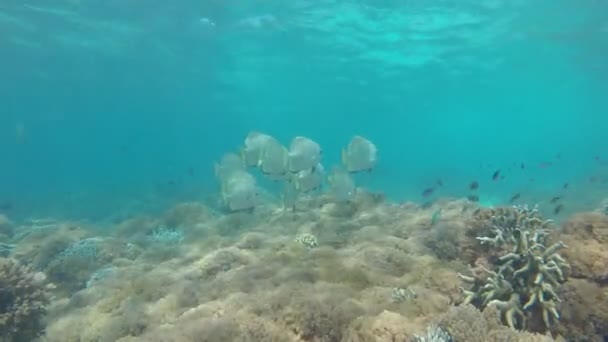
[{"xmin": 459, "ymin": 205, "xmax": 570, "ymax": 330}]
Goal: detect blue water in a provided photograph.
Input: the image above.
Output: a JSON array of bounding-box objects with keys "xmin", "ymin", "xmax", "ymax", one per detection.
[{"xmin": 1, "ymin": 0, "xmax": 607, "ymax": 220}]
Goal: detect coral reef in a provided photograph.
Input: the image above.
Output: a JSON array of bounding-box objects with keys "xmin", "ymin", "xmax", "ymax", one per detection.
[
  {"xmin": 459, "ymin": 206, "xmax": 569, "ymax": 332},
  {"xmin": 434, "ymin": 304, "xmax": 557, "ymax": 342},
  {"xmin": 0, "ymin": 257, "xmax": 51, "ymax": 341},
  {"xmin": 1, "ymin": 197, "xmax": 604, "ymax": 341}
]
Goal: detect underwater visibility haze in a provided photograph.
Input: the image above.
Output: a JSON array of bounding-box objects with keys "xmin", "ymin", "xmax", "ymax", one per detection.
[{"xmin": 1, "ymin": 0, "xmax": 608, "ymax": 341}]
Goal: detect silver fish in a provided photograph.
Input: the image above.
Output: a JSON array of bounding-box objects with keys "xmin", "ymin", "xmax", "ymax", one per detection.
[
  {"xmin": 221, "ymin": 170, "xmax": 258, "ymax": 211},
  {"xmin": 342, "ymin": 135, "xmax": 377, "ymax": 173},
  {"xmin": 214, "ymin": 153, "xmax": 246, "ymax": 183},
  {"xmin": 288, "ymin": 136, "xmax": 322, "ymax": 173},
  {"xmin": 293, "ymin": 163, "xmax": 324, "ymax": 193},
  {"xmin": 241, "ymin": 131, "xmax": 275, "ymax": 167},
  {"xmin": 257, "ymin": 138, "xmax": 289, "ymax": 180},
  {"xmin": 327, "ymin": 166, "xmax": 356, "ymax": 201}
]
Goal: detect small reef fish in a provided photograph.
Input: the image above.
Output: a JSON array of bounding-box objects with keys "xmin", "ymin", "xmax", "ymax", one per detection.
[
  {"xmin": 436, "ymin": 179, "xmax": 443, "ymax": 187},
  {"xmin": 214, "ymin": 153, "xmax": 246, "ymax": 183},
  {"xmin": 563, "ymin": 183, "xmax": 569, "ymax": 189},
  {"xmin": 553, "ymin": 204, "xmax": 564, "ymax": 215},
  {"xmin": 509, "ymin": 193, "xmax": 521, "ymax": 203},
  {"xmin": 431, "ymin": 208, "xmax": 442, "ymax": 226},
  {"xmin": 292, "ymin": 163, "xmax": 325, "ymax": 193},
  {"xmin": 550, "ymin": 196, "xmax": 562, "ymax": 204},
  {"xmin": 421, "ymin": 187, "xmax": 435, "ymax": 197},
  {"xmin": 241, "ymin": 131, "xmax": 275, "ymax": 167},
  {"xmin": 520, "ymin": 163, "xmax": 525, "ymax": 169},
  {"xmin": 257, "ymin": 138, "xmax": 289, "ymax": 181},
  {"xmin": 220, "ymin": 170, "xmax": 259, "ymax": 211},
  {"xmin": 492, "ymin": 170, "xmax": 500, "ymax": 181},
  {"xmin": 341, "ymin": 135, "xmax": 377, "ymax": 173},
  {"xmin": 287, "ymin": 136, "xmax": 322, "ymax": 173},
  {"xmin": 467, "ymin": 194, "xmax": 479, "ymax": 202},
  {"xmin": 327, "ymin": 166, "xmax": 356, "ymax": 201},
  {"xmin": 539, "ymin": 162, "xmax": 553, "ymax": 168},
  {"xmin": 469, "ymin": 181, "xmax": 479, "ymax": 190}
]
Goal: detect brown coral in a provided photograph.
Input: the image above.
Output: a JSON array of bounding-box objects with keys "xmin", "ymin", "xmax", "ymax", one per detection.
[{"xmin": 0, "ymin": 257, "xmax": 51, "ymax": 341}]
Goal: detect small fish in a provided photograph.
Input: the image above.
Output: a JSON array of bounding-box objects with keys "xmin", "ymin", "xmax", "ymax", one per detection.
[
  {"xmin": 287, "ymin": 136, "xmax": 322, "ymax": 173},
  {"xmin": 590, "ymin": 176, "xmax": 598, "ymax": 183},
  {"xmin": 467, "ymin": 194, "xmax": 479, "ymax": 202},
  {"xmin": 436, "ymin": 179, "xmax": 443, "ymax": 187},
  {"xmin": 421, "ymin": 187, "xmax": 435, "ymax": 197},
  {"xmin": 431, "ymin": 208, "xmax": 442, "ymax": 226},
  {"xmin": 563, "ymin": 183, "xmax": 569, "ymax": 189},
  {"xmin": 492, "ymin": 170, "xmax": 500, "ymax": 181},
  {"xmin": 556, "ymin": 153, "xmax": 561, "ymax": 160},
  {"xmin": 520, "ymin": 163, "xmax": 525, "ymax": 169},
  {"xmin": 469, "ymin": 181, "xmax": 479, "ymax": 190},
  {"xmin": 0, "ymin": 202, "xmax": 13, "ymax": 211},
  {"xmin": 509, "ymin": 193, "xmax": 521, "ymax": 203},
  {"xmin": 188, "ymin": 167, "xmax": 194, "ymax": 177},
  {"xmin": 594, "ymin": 156, "xmax": 600, "ymax": 161},
  {"xmin": 341, "ymin": 135, "xmax": 377, "ymax": 173},
  {"xmin": 550, "ymin": 196, "xmax": 562, "ymax": 204},
  {"xmin": 553, "ymin": 204, "xmax": 564, "ymax": 215},
  {"xmin": 539, "ymin": 162, "xmax": 552, "ymax": 168}
]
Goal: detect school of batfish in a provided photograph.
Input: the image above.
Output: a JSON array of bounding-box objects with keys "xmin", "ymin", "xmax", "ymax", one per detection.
[{"xmin": 214, "ymin": 132, "xmax": 377, "ymax": 211}]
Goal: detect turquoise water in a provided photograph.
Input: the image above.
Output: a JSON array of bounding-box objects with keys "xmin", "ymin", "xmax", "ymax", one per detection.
[{"xmin": 1, "ymin": 0, "xmax": 607, "ymax": 219}]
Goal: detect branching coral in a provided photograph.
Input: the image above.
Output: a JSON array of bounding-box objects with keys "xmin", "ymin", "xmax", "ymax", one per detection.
[
  {"xmin": 475, "ymin": 205, "xmax": 552, "ymax": 247},
  {"xmin": 459, "ymin": 205, "xmax": 569, "ymax": 331},
  {"xmin": 0, "ymin": 257, "xmax": 51, "ymax": 341}
]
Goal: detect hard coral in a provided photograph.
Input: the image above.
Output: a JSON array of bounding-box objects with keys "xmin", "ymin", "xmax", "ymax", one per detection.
[
  {"xmin": 436, "ymin": 304, "xmax": 557, "ymax": 342},
  {"xmin": 459, "ymin": 206, "xmax": 569, "ymax": 331},
  {"xmin": 0, "ymin": 257, "xmax": 51, "ymax": 341}
]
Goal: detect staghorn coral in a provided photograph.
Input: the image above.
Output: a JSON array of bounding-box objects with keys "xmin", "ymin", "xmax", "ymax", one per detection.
[
  {"xmin": 459, "ymin": 205, "xmax": 569, "ymax": 331},
  {"xmin": 475, "ymin": 205, "xmax": 553, "ymax": 248},
  {"xmin": 0, "ymin": 257, "xmax": 51, "ymax": 341}
]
